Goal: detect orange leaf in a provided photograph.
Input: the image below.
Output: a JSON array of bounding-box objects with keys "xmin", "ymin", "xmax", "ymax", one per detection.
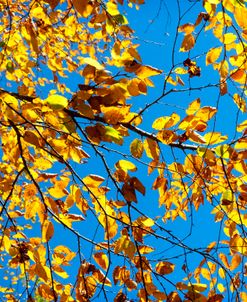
[
  {"xmin": 230, "ymin": 254, "xmax": 241, "ymax": 271},
  {"xmin": 156, "ymin": 261, "xmax": 175, "ymax": 275},
  {"xmin": 180, "ymin": 34, "xmax": 195, "ymax": 52},
  {"xmin": 93, "ymin": 252, "xmax": 109, "ymax": 270},
  {"xmin": 72, "ymin": 0, "xmax": 93, "ymax": 17}
]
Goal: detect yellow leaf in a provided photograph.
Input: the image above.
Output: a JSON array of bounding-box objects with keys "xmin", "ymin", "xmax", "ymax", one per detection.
[
  {"xmin": 93, "ymin": 252, "xmax": 109, "ymax": 270},
  {"xmin": 83, "ymin": 57, "xmax": 104, "ymax": 70},
  {"xmin": 235, "ymin": 139, "xmax": 247, "ymax": 149},
  {"xmin": 203, "ymin": 132, "xmax": 228, "ymax": 145},
  {"xmin": 152, "ymin": 113, "xmax": 180, "ymax": 130},
  {"xmin": 221, "ymin": 189, "xmax": 235, "ymax": 205},
  {"xmin": 208, "ymin": 0, "xmax": 220, "ymax": 3},
  {"xmin": 130, "ymin": 138, "xmax": 144, "ymax": 159},
  {"xmin": 46, "ymin": 94, "xmax": 68, "ymax": 110},
  {"xmin": 217, "ymin": 283, "xmax": 225, "ymax": 293},
  {"xmin": 42, "ymin": 220, "xmax": 54, "ymax": 243},
  {"xmin": 135, "ymin": 65, "xmax": 162, "ymax": 78},
  {"xmin": 186, "ymin": 98, "xmax": 200, "ymax": 115},
  {"xmin": 156, "ymin": 261, "xmax": 175, "ymax": 275},
  {"xmin": 180, "ymin": 34, "xmax": 195, "ymax": 52},
  {"xmin": 174, "ymin": 67, "xmax": 188, "ymax": 74},
  {"xmin": 138, "ymin": 245, "xmax": 154, "ymax": 254},
  {"xmin": 221, "ymin": 33, "xmax": 236, "ymax": 44},
  {"xmin": 215, "ymin": 144, "xmax": 232, "ymax": 158},
  {"xmin": 240, "ymin": 292, "xmax": 247, "ymax": 301},
  {"xmin": 138, "ymin": 217, "xmax": 154, "ymax": 227},
  {"xmin": 83, "ymin": 174, "xmax": 105, "ymax": 188},
  {"xmin": 237, "ymin": 120, "xmax": 247, "ymax": 132},
  {"xmin": 106, "ymin": 1, "xmax": 119, "ymax": 15},
  {"xmin": 233, "ymin": 93, "xmax": 246, "ymax": 112},
  {"xmin": 206, "ymin": 47, "xmax": 222, "ymax": 65},
  {"xmin": 116, "ymin": 160, "xmax": 137, "ymax": 172},
  {"xmin": 218, "ymin": 267, "xmax": 225, "ymax": 280},
  {"xmin": 143, "ymin": 138, "xmax": 159, "ymax": 160},
  {"xmin": 201, "ymin": 268, "xmax": 211, "ymax": 280}
]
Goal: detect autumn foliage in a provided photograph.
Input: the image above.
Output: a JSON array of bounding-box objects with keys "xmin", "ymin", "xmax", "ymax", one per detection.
[{"xmin": 0, "ymin": 0, "xmax": 247, "ymax": 301}]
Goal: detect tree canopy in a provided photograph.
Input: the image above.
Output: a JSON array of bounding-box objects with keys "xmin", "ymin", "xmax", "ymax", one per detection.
[{"xmin": 0, "ymin": 0, "xmax": 247, "ymax": 301}]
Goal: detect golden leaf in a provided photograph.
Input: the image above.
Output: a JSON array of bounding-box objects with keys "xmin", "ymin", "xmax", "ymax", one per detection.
[
  {"xmin": 206, "ymin": 47, "xmax": 222, "ymax": 65},
  {"xmin": 186, "ymin": 98, "xmax": 201, "ymax": 115},
  {"xmin": 42, "ymin": 220, "xmax": 54, "ymax": 243},
  {"xmin": 135, "ymin": 65, "xmax": 162, "ymax": 78}
]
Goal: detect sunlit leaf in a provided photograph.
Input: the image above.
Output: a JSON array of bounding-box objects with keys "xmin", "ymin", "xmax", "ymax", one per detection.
[
  {"xmin": 135, "ymin": 65, "xmax": 162, "ymax": 78},
  {"xmin": 93, "ymin": 252, "xmax": 109, "ymax": 270},
  {"xmin": 206, "ymin": 47, "xmax": 222, "ymax": 65},
  {"xmin": 83, "ymin": 57, "xmax": 104, "ymax": 70},
  {"xmin": 203, "ymin": 132, "xmax": 228, "ymax": 145},
  {"xmin": 116, "ymin": 160, "xmax": 137, "ymax": 172},
  {"xmin": 46, "ymin": 94, "xmax": 68, "ymax": 110},
  {"xmin": 186, "ymin": 98, "xmax": 200, "ymax": 115}
]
